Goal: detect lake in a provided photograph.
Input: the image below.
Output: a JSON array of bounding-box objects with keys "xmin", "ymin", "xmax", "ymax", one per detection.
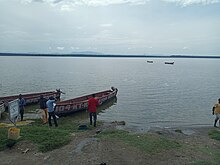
[{"xmin": 0, "ymin": 56, "xmax": 219, "ymax": 131}]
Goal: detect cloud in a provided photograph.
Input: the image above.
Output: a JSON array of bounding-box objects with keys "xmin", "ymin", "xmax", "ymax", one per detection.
[
  {"xmin": 100, "ymin": 24, "xmax": 113, "ymax": 27},
  {"xmin": 57, "ymin": 46, "xmax": 64, "ymax": 50},
  {"xmin": 71, "ymin": 46, "xmax": 79, "ymax": 50},
  {"xmin": 162, "ymin": 0, "xmax": 220, "ymax": 6},
  {"xmin": 21, "ymin": 0, "xmax": 220, "ymax": 8},
  {"xmin": 182, "ymin": 46, "xmax": 189, "ymax": 50},
  {"xmin": 60, "ymin": 4, "xmax": 74, "ymax": 11},
  {"xmin": 21, "ymin": 0, "xmax": 148, "ymax": 6}
]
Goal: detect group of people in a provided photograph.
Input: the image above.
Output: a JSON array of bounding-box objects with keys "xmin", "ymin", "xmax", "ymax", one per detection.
[
  {"xmin": 18, "ymin": 92, "xmax": 220, "ymax": 129},
  {"xmin": 18, "ymin": 94, "xmax": 58, "ymax": 127},
  {"xmin": 18, "ymin": 93, "xmax": 99, "ymax": 127}
]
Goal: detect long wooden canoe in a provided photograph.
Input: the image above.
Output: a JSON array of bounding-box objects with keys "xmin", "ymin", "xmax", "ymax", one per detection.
[
  {"xmin": 55, "ymin": 87, "xmax": 118, "ymax": 116},
  {"xmin": 0, "ymin": 89, "xmax": 63, "ymax": 107}
]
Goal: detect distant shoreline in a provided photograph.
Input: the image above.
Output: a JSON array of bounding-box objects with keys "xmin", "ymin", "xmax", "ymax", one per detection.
[{"xmin": 0, "ymin": 53, "xmax": 220, "ymax": 59}]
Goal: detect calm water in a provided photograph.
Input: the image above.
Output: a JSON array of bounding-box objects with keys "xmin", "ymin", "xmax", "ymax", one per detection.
[{"xmin": 0, "ymin": 56, "xmax": 219, "ymax": 131}]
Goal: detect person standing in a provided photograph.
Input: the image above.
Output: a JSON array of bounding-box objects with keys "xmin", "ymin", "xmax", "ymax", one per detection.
[
  {"xmin": 212, "ymin": 98, "xmax": 220, "ymax": 127},
  {"xmin": 18, "ymin": 94, "xmax": 26, "ymax": 121},
  {"xmin": 88, "ymin": 94, "xmax": 99, "ymax": 127},
  {"xmin": 46, "ymin": 96, "xmax": 58, "ymax": 127},
  {"xmin": 39, "ymin": 95, "xmax": 48, "ymax": 124}
]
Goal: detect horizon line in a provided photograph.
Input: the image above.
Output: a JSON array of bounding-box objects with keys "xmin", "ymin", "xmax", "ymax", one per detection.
[{"xmin": 0, "ymin": 52, "xmax": 220, "ymax": 59}]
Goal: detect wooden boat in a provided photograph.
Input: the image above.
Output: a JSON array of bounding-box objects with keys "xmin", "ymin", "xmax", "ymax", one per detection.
[
  {"xmin": 0, "ymin": 89, "xmax": 63, "ymax": 107},
  {"xmin": 55, "ymin": 87, "xmax": 118, "ymax": 116},
  {"xmin": 147, "ymin": 60, "xmax": 153, "ymax": 63},
  {"xmin": 165, "ymin": 62, "xmax": 174, "ymax": 65}
]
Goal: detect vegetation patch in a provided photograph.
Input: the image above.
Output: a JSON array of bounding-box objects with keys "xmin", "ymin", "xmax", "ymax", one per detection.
[
  {"xmin": 96, "ymin": 129, "xmax": 181, "ymax": 154},
  {"xmin": 0, "ymin": 116, "xmax": 95, "ymax": 152},
  {"xmin": 20, "ymin": 125, "xmax": 71, "ymax": 152},
  {"xmin": 208, "ymin": 130, "xmax": 220, "ymax": 141},
  {"xmin": 174, "ymin": 129, "xmax": 183, "ymax": 133},
  {"xmin": 190, "ymin": 160, "xmax": 218, "ymax": 165},
  {"xmin": 0, "ymin": 127, "xmax": 9, "ymax": 151}
]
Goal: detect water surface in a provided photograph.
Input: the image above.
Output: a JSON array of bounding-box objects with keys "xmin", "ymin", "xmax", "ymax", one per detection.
[{"xmin": 0, "ymin": 56, "xmax": 219, "ymax": 131}]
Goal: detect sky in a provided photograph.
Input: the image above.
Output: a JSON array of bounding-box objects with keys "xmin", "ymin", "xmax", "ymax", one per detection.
[{"xmin": 0, "ymin": 0, "xmax": 220, "ymax": 55}]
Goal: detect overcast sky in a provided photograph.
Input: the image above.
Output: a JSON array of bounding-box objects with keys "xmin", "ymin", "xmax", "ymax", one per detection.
[{"xmin": 0, "ymin": 0, "xmax": 220, "ymax": 55}]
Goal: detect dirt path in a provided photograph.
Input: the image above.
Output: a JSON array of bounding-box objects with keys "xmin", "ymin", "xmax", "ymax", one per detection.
[{"xmin": 0, "ymin": 124, "xmax": 219, "ymax": 165}]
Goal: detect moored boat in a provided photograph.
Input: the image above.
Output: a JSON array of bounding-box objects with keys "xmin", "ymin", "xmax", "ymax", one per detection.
[
  {"xmin": 55, "ymin": 87, "xmax": 118, "ymax": 116},
  {"xmin": 165, "ymin": 61, "xmax": 174, "ymax": 65},
  {"xmin": 0, "ymin": 89, "xmax": 64, "ymax": 107},
  {"xmin": 147, "ymin": 60, "xmax": 153, "ymax": 63}
]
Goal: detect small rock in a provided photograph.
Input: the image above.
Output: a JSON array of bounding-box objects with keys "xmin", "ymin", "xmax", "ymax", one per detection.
[
  {"xmin": 78, "ymin": 124, "xmax": 88, "ymax": 130},
  {"xmin": 96, "ymin": 129, "xmax": 101, "ymax": 134},
  {"xmin": 156, "ymin": 131, "xmax": 163, "ymax": 135},
  {"xmin": 34, "ymin": 152, "xmax": 43, "ymax": 156},
  {"xmin": 22, "ymin": 148, "xmax": 30, "ymax": 154},
  {"xmin": 44, "ymin": 155, "xmax": 50, "ymax": 160},
  {"xmin": 111, "ymin": 121, "xmax": 126, "ymax": 125}
]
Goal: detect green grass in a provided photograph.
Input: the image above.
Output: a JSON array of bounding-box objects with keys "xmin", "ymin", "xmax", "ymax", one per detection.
[
  {"xmin": 0, "ymin": 116, "xmax": 96, "ymax": 152},
  {"xmin": 192, "ymin": 146, "xmax": 220, "ymax": 165},
  {"xmin": 96, "ymin": 129, "xmax": 181, "ymax": 154},
  {"xmin": 190, "ymin": 160, "xmax": 218, "ymax": 165},
  {"xmin": 0, "ymin": 127, "xmax": 9, "ymax": 151},
  {"xmin": 208, "ymin": 130, "xmax": 220, "ymax": 141},
  {"xmin": 20, "ymin": 126, "xmax": 71, "ymax": 152},
  {"xmin": 189, "ymin": 130, "xmax": 220, "ymax": 165}
]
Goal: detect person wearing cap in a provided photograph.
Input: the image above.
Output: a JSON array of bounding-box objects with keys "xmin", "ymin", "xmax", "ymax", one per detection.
[
  {"xmin": 212, "ymin": 98, "xmax": 220, "ymax": 127},
  {"xmin": 46, "ymin": 96, "xmax": 58, "ymax": 127},
  {"xmin": 39, "ymin": 95, "xmax": 48, "ymax": 124},
  {"xmin": 18, "ymin": 94, "xmax": 26, "ymax": 121}
]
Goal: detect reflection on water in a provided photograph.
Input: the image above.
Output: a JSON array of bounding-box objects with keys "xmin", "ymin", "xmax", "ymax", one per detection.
[{"xmin": 98, "ymin": 97, "xmax": 117, "ymax": 112}]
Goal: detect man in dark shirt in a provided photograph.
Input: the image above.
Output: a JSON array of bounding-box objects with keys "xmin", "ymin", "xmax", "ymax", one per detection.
[
  {"xmin": 18, "ymin": 94, "xmax": 26, "ymax": 121},
  {"xmin": 39, "ymin": 95, "xmax": 48, "ymax": 124}
]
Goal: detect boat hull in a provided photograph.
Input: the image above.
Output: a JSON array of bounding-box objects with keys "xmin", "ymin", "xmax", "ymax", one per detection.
[
  {"xmin": 55, "ymin": 88, "xmax": 118, "ymax": 116},
  {"xmin": 0, "ymin": 90, "xmax": 61, "ymax": 108},
  {"xmin": 165, "ymin": 62, "xmax": 174, "ymax": 65}
]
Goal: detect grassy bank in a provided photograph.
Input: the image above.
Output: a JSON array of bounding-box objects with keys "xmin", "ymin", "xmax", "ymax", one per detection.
[
  {"xmin": 1, "ymin": 117, "xmax": 220, "ymax": 165},
  {"xmin": 96, "ymin": 128, "xmax": 220, "ymax": 165},
  {"xmin": 0, "ymin": 116, "xmax": 94, "ymax": 152},
  {"xmin": 96, "ymin": 129, "xmax": 181, "ymax": 154},
  {"xmin": 209, "ymin": 130, "xmax": 220, "ymax": 141}
]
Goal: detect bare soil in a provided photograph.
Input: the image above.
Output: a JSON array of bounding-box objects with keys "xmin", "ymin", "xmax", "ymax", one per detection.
[{"xmin": 0, "ymin": 123, "xmax": 220, "ymax": 165}]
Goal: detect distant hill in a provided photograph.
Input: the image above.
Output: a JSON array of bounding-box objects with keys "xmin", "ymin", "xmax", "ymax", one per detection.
[
  {"xmin": 0, "ymin": 52, "xmax": 220, "ymax": 58},
  {"xmin": 71, "ymin": 51, "xmax": 103, "ymax": 55}
]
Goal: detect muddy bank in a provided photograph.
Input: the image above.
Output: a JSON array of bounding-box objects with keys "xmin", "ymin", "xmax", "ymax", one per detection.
[{"xmin": 1, "ymin": 119, "xmax": 220, "ymax": 165}]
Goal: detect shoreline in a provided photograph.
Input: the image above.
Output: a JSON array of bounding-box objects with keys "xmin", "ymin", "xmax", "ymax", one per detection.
[
  {"xmin": 1, "ymin": 111, "xmax": 216, "ymax": 134},
  {"xmin": 1, "ymin": 117, "xmax": 220, "ymax": 165},
  {"xmin": 1, "ymin": 52, "xmax": 220, "ymax": 59}
]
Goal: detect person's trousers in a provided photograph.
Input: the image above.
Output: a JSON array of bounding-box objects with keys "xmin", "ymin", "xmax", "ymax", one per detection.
[
  {"xmin": 20, "ymin": 108, "xmax": 24, "ymax": 121},
  {"xmin": 42, "ymin": 108, "xmax": 48, "ymax": 124},
  {"xmin": 48, "ymin": 111, "xmax": 58, "ymax": 127},
  {"xmin": 89, "ymin": 112, "xmax": 97, "ymax": 127}
]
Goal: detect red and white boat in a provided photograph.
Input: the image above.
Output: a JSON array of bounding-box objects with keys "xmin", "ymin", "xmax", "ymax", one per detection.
[
  {"xmin": 55, "ymin": 87, "xmax": 118, "ymax": 116},
  {"xmin": 0, "ymin": 89, "xmax": 63, "ymax": 107}
]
